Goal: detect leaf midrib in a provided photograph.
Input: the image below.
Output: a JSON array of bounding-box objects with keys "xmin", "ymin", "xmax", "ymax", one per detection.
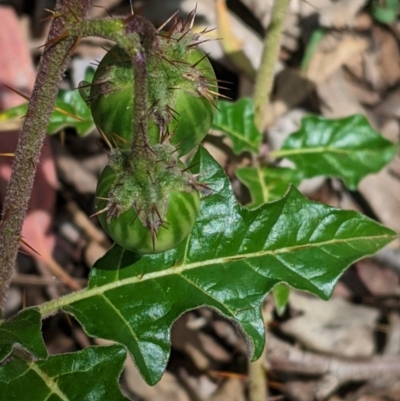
[
  {"xmin": 28, "ymin": 361, "xmax": 70, "ymax": 401},
  {"xmin": 212, "ymin": 122, "xmax": 256, "ymax": 148},
  {"xmin": 40, "ymin": 232, "xmax": 394, "ymax": 315},
  {"xmin": 274, "ymin": 145, "xmax": 394, "ymax": 157}
]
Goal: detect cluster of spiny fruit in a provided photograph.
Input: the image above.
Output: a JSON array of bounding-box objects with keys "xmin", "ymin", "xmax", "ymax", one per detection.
[{"xmin": 79, "ymin": 10, "xmax": 219, "ymax": 254}]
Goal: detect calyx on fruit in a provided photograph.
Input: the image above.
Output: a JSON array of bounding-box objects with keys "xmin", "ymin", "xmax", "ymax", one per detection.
[{"xmin": 95, "ymin": 145, "xmax": 202, "ymax": 254}]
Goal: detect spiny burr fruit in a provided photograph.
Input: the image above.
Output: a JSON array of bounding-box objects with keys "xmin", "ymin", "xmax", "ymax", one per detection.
[
  {"xmin": 95, "ymin": 145, "xmax": 201, "ymax": 254},
  {"xmin": 80, "ymin": 13, "xmax": 218, "ymax": 156}
]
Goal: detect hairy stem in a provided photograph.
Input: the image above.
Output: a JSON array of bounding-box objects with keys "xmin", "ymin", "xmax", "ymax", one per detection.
[
  {"xmin": 130, "ymin": 50, "xmax": 149, "ymax": 152},
  {"xmin": 253, "ymin": 0, "xmax": 291, "ymax": 132},
  {"xmin": 69, "ymin": 15, "xmax": 160, "ymax": 154},
  {"xmin": 125, "ymin": 16, "xmax": 159, "ymax": 153},
  {"xmin": 0, "ymin": 0, "xmax": 91, "ymax": 306},
  {"xmin": 0, "ymin": 12, "xmax": 162, "ymax": 305}
]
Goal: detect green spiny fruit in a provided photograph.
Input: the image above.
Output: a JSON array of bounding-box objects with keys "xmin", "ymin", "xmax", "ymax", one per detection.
[
  {"xmin": 95, "ymin": 145, "xmax": 201, "ymax": 254},
  {"xmin": 80, "ymin": 18, "xmax": 218, "ymax": 156}
]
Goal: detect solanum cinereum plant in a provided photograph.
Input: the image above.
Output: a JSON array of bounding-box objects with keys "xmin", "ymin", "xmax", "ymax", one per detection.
[{"xmin": 0, "ymin": 2, "xmax": 397, "ymax": 399}]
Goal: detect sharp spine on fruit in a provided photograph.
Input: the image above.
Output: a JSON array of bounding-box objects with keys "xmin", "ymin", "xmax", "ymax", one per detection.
[
  {"xmin": 186, "ymin": 38, "xmax": 217, "ymax": 48},
  {"xmin": 157, "ymin": 10, "xmax": 180, "ymax": 32},
  {"xmin": 176, "ymin": 29, "xmax": 191, "ymax": 43},
  {"xmin": 90, "ymin": 206, "xmax": 109, "ymax": 219},
  {"xmin": 19, "ymin": 237, "xmax": 41, "ymax": 256},
  {"xmin": 161, "ymin": 56, "xmax": 180, "ymax": 68},
  {"xmin": 97, "ymin": 126, "xmax": 113, "ymax": 149},
  {"xmin": 181, "ymin": 4, "xmax": 197, "ymax": 31},
  {"xmin": 164, "ymin": 17, "xmax": 180, "ymax": 39},
  {"xmin": 199, "ymin": 27, "xmax": 217, "ymax": 35},
  {"xmin": 191, "ymin": 52, "xmax": 211, "ymax": 68}
]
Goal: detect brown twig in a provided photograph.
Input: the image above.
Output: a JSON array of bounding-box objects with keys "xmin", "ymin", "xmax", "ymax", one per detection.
[{"xmin": 267, "ymin": 334, "xmax": 400, "ymax": 400}]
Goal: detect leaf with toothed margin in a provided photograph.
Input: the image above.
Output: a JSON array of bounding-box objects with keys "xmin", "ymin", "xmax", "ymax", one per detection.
[
  {"xmin": 0, "ymin": 345, "xmax": 129, "ymax": 401},
  {"xmin": 0, "ymin": 308, "xmax": 47, "ymax": 362},
  {"xmin": 61, "ymin": 147, "xmax": 396, "ymax": 385},
  {"xmin": 212, "ymin": 98, "xmax": 262, "ymax": 154}
]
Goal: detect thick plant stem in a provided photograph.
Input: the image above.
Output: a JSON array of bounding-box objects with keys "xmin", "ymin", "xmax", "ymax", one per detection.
[
  {"xmin": 250, "ymin": 1, "xmax": 291, "ymax": 399},
  {"xmin": 0, "ymin": 0, "xmax": 91, "ymax": 305},
  {"xmin": 253, "ymin": 0, "xmax": 291, "ymax": 132},
  {"xmin": 125, "ymin": 16, "xmax": 160, "ymax": 154},
  {"xmin": 130, "ymin": 51, "xmax": 149, "ymax": 152}
]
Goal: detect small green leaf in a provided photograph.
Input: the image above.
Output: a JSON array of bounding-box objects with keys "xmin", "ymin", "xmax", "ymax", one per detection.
[
  {"xmin": 49, "ymin": 88, "xmax": 94, "ymax": 136},
  {"xmin": 0, "ymin": 345, "xmax": 128, "ymax": 401},
  {"xmin": 0, "ymin": 103, "xmax": 27, "ymax": 124},
  {"xmin": 372, "ymin": 0, "xmax": 399, "ymax": 24},
  {"xmin": 273, "ymin": 114, "xmax": 398, "ymax": 190},
  {"xmin": 0, "ymin": 67, "xmax": 95, "ymax": 136},
  {"xmin": 236, "ymin": 166, "xmax": 303, "ymax": 207},
  {"xmin": 212, "ymin": 98, "xmax": 262, "ymax": 154},
  {"xmin": 0, "ymin": 103, "xmax": 29, "ymax": 135},
  {"xmin": 301, "ymin": 28, "xmax": 326, "ymax": 71},
  {"xmin": 273, "ymin": 284, "xmax": 290, "ymax": 316},
  {"xmin": 60, "ymin": 147, "xmax": 396, "ymax": 385},
  {"xmin": 0, "ymin": 308, "xmax": 46, "ymax": 362}
]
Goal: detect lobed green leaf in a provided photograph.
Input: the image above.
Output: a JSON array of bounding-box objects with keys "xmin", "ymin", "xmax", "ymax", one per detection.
[
  {"xmin": 0, "ymin": 345, "xmax": 128, "ymax": 401},
  {"xmin": 60, "ymin": 147, "xmax": 396, "ymax": 385}
]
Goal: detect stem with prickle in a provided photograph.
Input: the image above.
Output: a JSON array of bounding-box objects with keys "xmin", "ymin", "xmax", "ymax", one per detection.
[
  {"xmin": 0, "ymin": 1, "xmax": 91, "ymax": 306},
  {"xmin": 130, "ymin": 50, "xmax": 149, "ymax": 153},
  {"xmin": 68, "ymin": 15, "xmax": 160, "ymax": 156}
]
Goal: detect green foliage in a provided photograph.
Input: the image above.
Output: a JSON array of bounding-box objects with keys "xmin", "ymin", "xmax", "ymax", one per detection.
[
  {"xmin": 0, "ymin": 7, "xmax": 398, "ymax": 399},
  {"xmin": 273, "ymin": 284, "xmax": 290, "ymax": 316},
  {"xmin": 60, "ymin": 148, "xmax": 394, "ymax": 384},
  {"xmin": 0, "ymin": 345, "xmax": 128, "ymax": 401},
  {"xmin": 212, "ymin": 98, "xmax": 262, "ymax": 154},
  {"xmin": 213, "ymin": 101, "xmax": 398, "ymax": 315},
  {"xmin": 0, "ymin": 68, "xmax": 94, "ymax": 136},
  {"xmin": 50, "ymin": 87, "xmax": 94, "ymax": 136},
  {"xmin": 371, "ymin": 0, "xmax": 400, "ymax": 24},
  {"xmin": 272, "ymin": 114, "xmax": 398, "ymax": 190},
  {"xmin": 236, "ymin": 166, "xmax": 303, "ymax": 206},
  {"xmin": 0, "ymin": 308, "xmax": 46, "ymax": 361}
]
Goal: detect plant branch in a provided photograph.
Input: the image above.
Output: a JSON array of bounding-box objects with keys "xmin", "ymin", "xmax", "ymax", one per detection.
[
  {"xmin": 250, "ymin": 1, "xmax": 290, "ymax": 399},
  {"xmin": 253, "ymin": 0, "xmax": 291, "ymax": 132},
  {"xmin": 0, "ymin": 0, "xmax": 91, "ymax": 306},
  {"xmin": 125, "ymin": 16, "xmax": 160, "ymax": 153}
]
